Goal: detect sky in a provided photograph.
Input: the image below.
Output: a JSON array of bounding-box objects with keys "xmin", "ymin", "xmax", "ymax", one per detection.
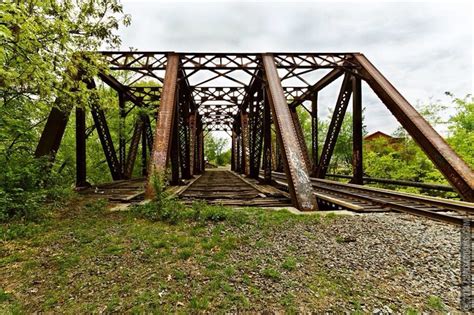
[{"xmin": 116, "ymin": 0, "xmax": 473, "ymax": 137}]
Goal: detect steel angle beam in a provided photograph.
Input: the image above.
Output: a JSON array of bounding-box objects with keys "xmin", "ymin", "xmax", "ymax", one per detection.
[
  {"xmin": 262, "ymin": 54, "xmax": 317, "ymax": 211},
  {"xmin": 146, "ymin": 53, "xmax": 180, "ymax": 197},
  {"xmin": 354, "ymin": 53, "xmax": 474, "ymax": 201},
  {"xmin": 316, "ymin": 74, "xmax": 352, "ymax": 179}
]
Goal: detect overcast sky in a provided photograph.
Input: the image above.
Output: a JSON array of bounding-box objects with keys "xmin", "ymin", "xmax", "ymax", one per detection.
[{"xmin": 117, "ymin": 0, "xmax": 473, "ymax": 135}]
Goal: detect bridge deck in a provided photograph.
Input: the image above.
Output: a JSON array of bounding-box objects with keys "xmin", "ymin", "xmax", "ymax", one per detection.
[{"xmin": 179, "ymin": 169, "xmax": 292, "ymax": 207}]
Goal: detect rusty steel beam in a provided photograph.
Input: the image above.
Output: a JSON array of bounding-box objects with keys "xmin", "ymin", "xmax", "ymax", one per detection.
[
  {"xmin": 124, "ymin": 118, "xmax": 144, "ymax": 179},
  {"xmin": 35, "ymin": 105, "xmax": 71, "ymax": 159},
  {"xmin": 354, "ymin": 53, "xmax": 474, "ymax": 201},
  {"xmin": 311, "ymin": 92, "xmax": 318, "ymax": 176},
  {"xmin": 90, "ymin": 103, "xmax": 122, "ymax": 181},
  {"xmin": 290, "ymin": 107, "xmax": 311, "ymax": 172},
  {"xmin": 289, "ymin": 68, "xmax": 344, "ymax": 109},
  {"xmin": 316, "ymin": 74, "xmax": 353, "ymax": 179},
  {"xmin": 146, "ymin": 53, "xmax": 179, "ymax": 197},
  {"xmin": 75, "ymin": 106, "xmax": 87, "ymax": 187},
  {"xmin": 118, "ymin": 92, "xmax": 126, "ymax": 175},
  {"xmin": 262, "ymin": 54, "xmax": 317, "ymax": 211},
  {"xmin": 262, "ymin": 89, "xmax": 272, "ymax": 183},
  {"xmin": 170, "ymin": 104, "xmax": 180, "ymax": 185},
  {"xmin": 240, "ymin": 111, "xmax": 249, "ymax": 175},
  {"xmin": 351, "ymin": 75, "xmax": 363, "ymax": 184},
  {"xmin": 141, "ymin": 124, "xmax": 148, "ymax": 177},
  {"xmin": 189, "ymin": 112, "xmax": 196, "ymax": 176}
]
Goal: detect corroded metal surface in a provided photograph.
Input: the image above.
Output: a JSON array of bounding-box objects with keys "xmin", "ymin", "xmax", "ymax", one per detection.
[
  {"xmin": 354, "ymin": 53, "xmax": 474, "ymax": 201},
  {"xmin": 262, "ymin": 54, "xmax": 317, "ymax": 211},
  {"xmin": 146, "ymin": 53, "xmax": 179, "ymax": 197},
  {"xmin": 35, "ymin": 51, "xmax": 473, "ymax": 208}
]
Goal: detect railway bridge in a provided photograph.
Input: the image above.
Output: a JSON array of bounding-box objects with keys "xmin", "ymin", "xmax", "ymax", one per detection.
[{"xmin": 34, "ymin": 52, "xmax": 474, "ymax": 225}]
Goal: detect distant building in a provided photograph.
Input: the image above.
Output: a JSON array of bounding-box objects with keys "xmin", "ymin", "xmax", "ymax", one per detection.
[{"xmin": 364, "ymin": 131, "xmax": 403, "ymax": 150}]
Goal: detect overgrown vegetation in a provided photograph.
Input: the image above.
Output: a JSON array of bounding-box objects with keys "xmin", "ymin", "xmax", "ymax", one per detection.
[
  {"xmin": 0, "ymin": 196, "xmax": 453, "ymax": 312},
  {"xmin": 297, "ymin": 95, "xmax": 474, "ymax": 196},
  {"xmin": 204, "ymin": 132, "xmax": 231, "ymax": 166},
  {"xmin": 0, "ymin": 1, "xmax": 130, "ymax": 221}
]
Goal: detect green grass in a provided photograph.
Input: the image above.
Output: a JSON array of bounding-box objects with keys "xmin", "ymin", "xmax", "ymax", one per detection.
[
  {"xmin": 281, "ymin": 256, "xmax": 297, "ymax": 271},
  {"xmin": 0, "ymin": 197, "xmax": 447, "ymax": 312}
]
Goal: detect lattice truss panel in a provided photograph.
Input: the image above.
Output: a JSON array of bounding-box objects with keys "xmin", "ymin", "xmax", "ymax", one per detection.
[{"xmin": 98, "ymin": 52, "xmax": 358, "ymax": 132}]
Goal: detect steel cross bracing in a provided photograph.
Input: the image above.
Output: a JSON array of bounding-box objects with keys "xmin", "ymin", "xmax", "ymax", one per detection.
[{"xmin": 34, "ymin": 51, "xmax": 474, "ymax": 210}]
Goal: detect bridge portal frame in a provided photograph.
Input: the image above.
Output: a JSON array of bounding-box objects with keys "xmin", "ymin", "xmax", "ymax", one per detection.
[{"xmin": 35, "ymin": 51, "xmax": 474, "ymax": 206}]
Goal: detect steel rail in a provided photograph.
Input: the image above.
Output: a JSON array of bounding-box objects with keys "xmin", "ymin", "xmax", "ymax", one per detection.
[{"xmin": 268, "ymin": 171, "xmax": 473, "ymax": 226}]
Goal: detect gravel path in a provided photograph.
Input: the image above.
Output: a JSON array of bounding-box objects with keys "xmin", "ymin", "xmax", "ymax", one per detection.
[{"xmin": 226, "ymin": 212, "xmax": 462, "ymax": 312}]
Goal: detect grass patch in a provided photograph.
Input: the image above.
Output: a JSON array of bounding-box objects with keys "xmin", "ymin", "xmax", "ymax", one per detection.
[
  {"xmin": 281, "ymin": 256, "xmax": 297, "ymax": 271},
  {"xmin": 262, "ymin": 267, "xmax": 281, "ymax": 280},
  {"xmin": 3, "ymin": 195, "xmax": 412, "ymax": 312}
]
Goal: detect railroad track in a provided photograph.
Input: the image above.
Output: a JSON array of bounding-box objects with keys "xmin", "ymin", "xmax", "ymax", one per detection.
[
  {"xmin": 264, "ymin": 171, "xmax": 474, "ymax": 226},
  {"xmin": 180, "ymin": 169, "xmax": 291, "ymax": 207}
]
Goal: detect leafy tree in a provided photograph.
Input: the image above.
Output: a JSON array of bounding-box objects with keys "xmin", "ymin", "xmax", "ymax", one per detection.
[
  {"xmin": 204, "ymin": 133, "xmax": 230, "ymax": 166},
  {"xmin": 447, "ymin": 95, "xmax": 474, "ymax": 167},
  {"xmin": 0, "ymin": 0, "xmax": 130, "ymax": 220}
]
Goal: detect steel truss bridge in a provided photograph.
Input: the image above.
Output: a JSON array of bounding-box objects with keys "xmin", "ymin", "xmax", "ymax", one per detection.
[{"xmin": 34, "ymin": 51, "xmax": 474, "ymax": 225}]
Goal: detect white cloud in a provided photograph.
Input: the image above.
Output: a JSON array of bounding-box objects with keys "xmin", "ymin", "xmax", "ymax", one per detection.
[{"xmin": 117, "ymin": 0, "xmax": 473, "ymax": 135}]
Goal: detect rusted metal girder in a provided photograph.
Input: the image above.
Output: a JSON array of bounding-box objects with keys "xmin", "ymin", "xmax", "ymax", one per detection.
[
  {"xmin": 124, "ymin": 118, "xmax": 144, "ymax": 179},
  {"xmin": 231, "ymin": 130, "xmax": 237, "ymax": 172},
  {"xmin": 35, "ymin": 104, "xmax": 71, "ymax": 159},
  {"xmin": 118, "ymin": 92, "xmax": 126, "ymax": 175},
  {"xmin": 240, "ymin": 111, "xmax": 249, "ymax": 175},
  {"xmin": 189, "ymin": 112, "xmax": 197, "ymax": 176},
  {"xmin": 354, "ymin": 53, "xmax": 474, "ymax": 201},
  {"xmin": 289, "ymin": 68, "xmax": 344, "ymax": 109},
  {"xmin": 90, "ymin": 100, "xmax": 122, "ymax": 181},
  {"xmin": 290, "ymin": 107, "xmax": 311, "ymax": 172},
  {"xmin": 248, "ymin": 89, "xmax": 265, "ymax": 178},
  {"xmin": 141, "ymin": 124, "xmax": 148, "ymax": 177},
  {"xmin": 146, "ymin": 53, "xmax": 179, "ymax": 197},
  {"xmin": 311, "ymin": 92, "xmax": 318, "ymax": 176},
  {"xmin": 262, "ymin": 89, "xmax": 272, "ymax": 183},
  {"xmin": 316, "ymin": 74, "xmax": 353, "ymax": 179},
  {"xmin": 262, "ymin": 54, "xmax": 317, "ymax": 211},
  {"xmin": 170, "ymin": 109, "xmax": 180, "ymax": 185},
  {"xmin": 75, "ymin": 106, "xmax": 87, "ymax": 187},
  {"xmin": 351, "ymin": 75, "xmax": 363, "ymax": 184}
]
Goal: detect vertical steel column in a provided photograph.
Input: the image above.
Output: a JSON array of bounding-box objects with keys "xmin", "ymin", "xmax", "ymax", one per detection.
[
  {"xmin": 141, "ymin": 123, "xmax": 147, "ymax": 177},
  {"xmin": 231, "ymin": 130, "xmax": 237, "ymax": 171},
  {"xmin": 146, "ymin": 53, "xmax": 179, "ymax": 197},
  {"xmin": 316, "ymin": 74, "xmax": 352, "ymax": 179},
  {"xmin": 118, "ymin": 92, "xmax": 126, "ymax": 176},
  {"xmin": 178, "ymin": 93, "xmax": 191, "ymax": 179},
  {"xmin": 75, "ymin": 106, "xmax": 87, "ymax": 187},
  {"xmin": 311, "ymin": 92, "xmax": 318, "ymax": 176},
  {"xmin": 262, "ymin": 89, "xmax": 272, "ymax": 183},
  {"xmin": 262, "ymin": 54, "xmax": 317, "ymax": 211},
  {"xmin": 199, "ymin": 128, "xmax": 205, "ymax": 172},
  {"xmin": 290, "ymin": 107, "xmax": 311, "ymax": 172},
  {"xmin": 236, "ymin": 133, "xmax": 242, "ymax": 173},
  {"xmin": 189, "ymin": 112, "xmax": 196, "ymax": 176},
  {"xmin": 170, "ymin": 90, "xmax": 180, "ymax": 185},
  {"xmin": 90, "ymin": 97, "xmax": 122, "ymax": 180},
  {"xmin": 124, "ymin": 118, "xmax": 143, "ymax": 179},
  {"xmin": 249, "ymin": 90, "xmax": 265, "ymax": 179},
  {"xmin": 351, "ymin": 75, "xmax": 363, "ymax": 184},
  {"xmin": 240, "ymin": 111, "xmax": 249, "ymax": 175},
  {"xmin": 274, "ymin": 135, "xmax": 283, "ymax": 172},
  {"xmin": 355, "ymin": 53, "xmax": 474, "ymax": 201}
]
